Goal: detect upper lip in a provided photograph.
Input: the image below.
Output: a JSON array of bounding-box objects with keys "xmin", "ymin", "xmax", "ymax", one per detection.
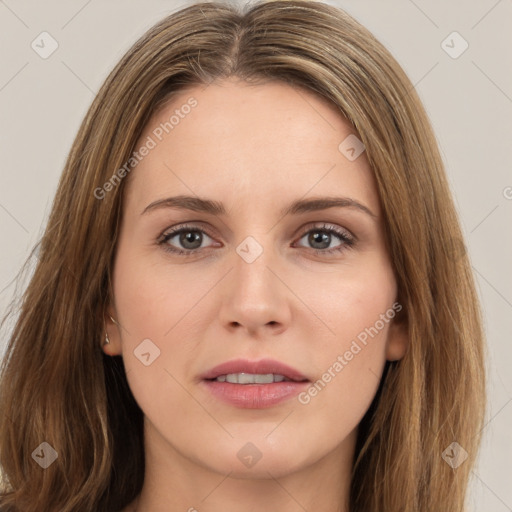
[{"xmin": 201, "ymin": 358, "xmax": 309, "ymax": 382}]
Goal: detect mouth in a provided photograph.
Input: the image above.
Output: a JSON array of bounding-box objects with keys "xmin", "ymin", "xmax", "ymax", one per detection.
[
  {"xmin": 200, "ymin": 358, "xmax": 310, "ymax": 409},
  {"xmin": 207, "ymin": 373, "xmax": 301, "ymax": 384}
]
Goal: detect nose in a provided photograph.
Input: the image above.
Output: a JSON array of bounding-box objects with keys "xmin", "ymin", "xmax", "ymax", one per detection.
[{"xmin": 218, "ymin": 240, "xmax": 291, "ymax": 337}]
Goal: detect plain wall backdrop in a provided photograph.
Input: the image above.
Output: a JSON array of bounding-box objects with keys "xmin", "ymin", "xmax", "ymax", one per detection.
[{"xmin": 0, "ymin": 0, "xmax": 511, "ymax": 510}]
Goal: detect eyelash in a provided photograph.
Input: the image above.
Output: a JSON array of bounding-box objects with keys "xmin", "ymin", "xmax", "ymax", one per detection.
[{"xmin": 157, "ymin": 222, "xmax": 356, "ymax": 258}]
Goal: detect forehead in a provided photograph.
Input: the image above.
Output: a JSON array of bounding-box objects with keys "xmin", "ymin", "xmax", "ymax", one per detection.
[{"xmin": 124, "ymin": 79, "xmax": 380, "ymax": 217}]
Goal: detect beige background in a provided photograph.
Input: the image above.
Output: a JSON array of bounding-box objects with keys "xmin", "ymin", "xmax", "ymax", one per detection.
[{"xmin": 0, "ymin": 0, "xmax": 511, "ymax": 510}]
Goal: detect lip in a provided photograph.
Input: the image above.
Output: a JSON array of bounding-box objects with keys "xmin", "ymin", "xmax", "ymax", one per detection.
[{"xmin": 200, "ymin": 358, "xmax": 310, "ymax": 409}]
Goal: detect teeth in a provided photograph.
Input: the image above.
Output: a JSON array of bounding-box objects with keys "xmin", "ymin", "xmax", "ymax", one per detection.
[{"xmin": 214, "ymin": 373, "xmax": 289, "ymax": 384}]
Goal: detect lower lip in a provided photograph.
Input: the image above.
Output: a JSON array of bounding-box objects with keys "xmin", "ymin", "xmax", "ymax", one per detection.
[{"xmin": 202, "ymin": 380, "xmax": 310, "ymax": 409}]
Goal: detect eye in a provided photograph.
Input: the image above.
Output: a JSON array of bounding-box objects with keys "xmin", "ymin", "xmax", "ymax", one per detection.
[
  {"xmin": 294, "ymin": 223, "xmax": 355, "ymax": 256},
  {"xmin": 158, "ymin": 222, "xmax": 355, "ymax": 257},
  {"xmin": 158, "ymin": 223, "xmax": 217, "ymax": 256}
]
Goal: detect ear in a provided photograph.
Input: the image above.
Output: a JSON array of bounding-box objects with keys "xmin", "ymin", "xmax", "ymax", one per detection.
[
  {"xmin": 101, "ymin": 306, "xmax": 123, "ymax": 356},
  {"xmin": 385, "ymin": 313, "xmax": 409, "ymax": 362}
]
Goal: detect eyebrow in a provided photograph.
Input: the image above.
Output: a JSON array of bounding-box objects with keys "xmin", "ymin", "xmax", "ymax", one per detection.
[{"xmin": 141, "ymin": 195, "xmax": 377, "ymax": 219}]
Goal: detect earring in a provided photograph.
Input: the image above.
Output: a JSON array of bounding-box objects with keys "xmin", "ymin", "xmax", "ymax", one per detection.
[{"xmin": 103, "ymin": 315, "xmax": 119, "ymax": 346}]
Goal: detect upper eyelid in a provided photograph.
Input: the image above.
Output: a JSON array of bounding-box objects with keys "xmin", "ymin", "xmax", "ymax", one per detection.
[
  {"xmin": 159, "ymin": 222, "xmax": 215, "ymax": 241},
  {"xmin": 298, "ymin": 222, "xmax": 353, "ymax": 237}
]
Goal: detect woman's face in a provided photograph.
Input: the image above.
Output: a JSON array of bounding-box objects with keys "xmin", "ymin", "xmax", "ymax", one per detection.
[{"xmin": 107, "ymin": 78, "xmax": 408, "ymax": 479}]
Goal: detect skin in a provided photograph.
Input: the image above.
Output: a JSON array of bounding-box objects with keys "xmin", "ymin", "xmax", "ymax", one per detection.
[{"xmin": 104, "ymin": 78, "xmax": 408, "ymax": 512}]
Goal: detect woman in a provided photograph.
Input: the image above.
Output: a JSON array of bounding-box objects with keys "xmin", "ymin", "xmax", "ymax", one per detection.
[{"xmin": 0, "ymin": 1, "xmax": 486, "ymax": 511}]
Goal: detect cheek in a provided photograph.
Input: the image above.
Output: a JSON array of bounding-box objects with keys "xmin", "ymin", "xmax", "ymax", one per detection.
[
  {"xmin": 111, "ymin": 243, "xmax": 215, "ymax": 408},
  {"xmin": 294, "ymin": 297, "xmax": 394, "ymax": 454},
  {"xmin": 301, "ymin": 254, "xmax": 397, "ymax": 351},
  {"xmin": 298, "ymin": 258, "xmax": 396, "ymax": 406},
  {"xmin": 112, "ymin": 243, "xmax": 198, "ymax": 338}
]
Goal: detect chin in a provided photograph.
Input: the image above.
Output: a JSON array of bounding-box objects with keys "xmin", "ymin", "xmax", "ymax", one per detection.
[{"xmin": 195, "ymin": 440, "xmax": 317, "ymax": 479}]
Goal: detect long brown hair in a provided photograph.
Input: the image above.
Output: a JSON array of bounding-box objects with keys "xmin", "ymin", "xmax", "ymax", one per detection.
[{"xmin": 0, "ymin": 1, "xmax": 486, "ymax": 510}]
